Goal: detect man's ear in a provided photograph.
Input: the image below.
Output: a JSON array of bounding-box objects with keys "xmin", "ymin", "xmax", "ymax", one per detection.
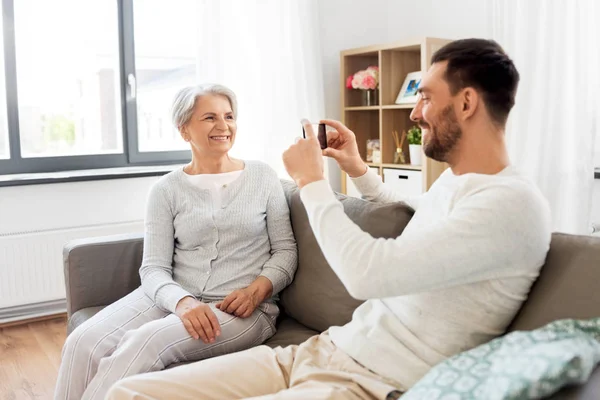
[{"xmin": 460, "ymin": 88, "xmax": 479, "ymax": 120}]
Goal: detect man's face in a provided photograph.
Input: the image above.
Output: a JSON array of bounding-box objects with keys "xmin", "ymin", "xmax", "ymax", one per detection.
[{"xmin": 410, "ymin": 62, "xmax": 462, "ymax": 163}]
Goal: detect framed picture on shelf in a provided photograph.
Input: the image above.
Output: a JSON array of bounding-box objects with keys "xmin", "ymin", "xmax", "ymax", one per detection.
[
  {"xmin": 366, "ymin": 139, "xmax": 380, "ymax": 163},
  {"xmin": 395, "ymin": 71, "xmax": 422, "ymax": 104}
]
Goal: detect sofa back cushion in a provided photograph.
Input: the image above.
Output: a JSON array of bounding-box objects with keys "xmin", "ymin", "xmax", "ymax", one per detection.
[
  {"xmin": 508, "ymin": 233, "xmax": 600, "ymax": 332},
  {"xmin": 279, "ymin": 181, "xmax": 414, "ymax": 333}
]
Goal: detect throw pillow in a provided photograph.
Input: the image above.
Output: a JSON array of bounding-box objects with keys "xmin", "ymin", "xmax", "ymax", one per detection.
[
  {"xmin": 278, "ymin": 180, "xmax": 414, "ymax": 333},
  {"xmin": 402, "ymin": 318, "xmax": 600, "ymax": 400}
]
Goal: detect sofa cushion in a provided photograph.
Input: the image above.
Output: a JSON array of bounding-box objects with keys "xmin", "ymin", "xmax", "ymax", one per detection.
[
  {"xmin": 264, "ymin": 315, "xmax": 319, "ymax": 348},
  {"xmin": 508, "ymin": 233, "xmax": 600, "ymax": 332},
  {"xmin": 279, "ymin": 180, "xmax": 414, "ymax": 333},
  {"xmin": 403, "ymin": 318, "xmax": 600, "ymax": 400}
]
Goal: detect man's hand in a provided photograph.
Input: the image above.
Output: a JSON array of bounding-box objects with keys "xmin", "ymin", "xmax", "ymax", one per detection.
[
  {"xmin": 282, "ymin": 119, "xmax": 325, "ymax": 188},
  {"xmin": 321, "ymin": 119, "xmax": 368, "ymax": 178},
  {"xmin": 217, "ymin": 277, "xmax": 273, "ymax": 318},
  {"xmin": 175, "ymin": 296, "xmax": 221, "ymax": 343}
]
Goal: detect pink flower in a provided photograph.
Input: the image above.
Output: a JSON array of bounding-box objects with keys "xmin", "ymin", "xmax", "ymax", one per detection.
[
  {"xmin": 348, "ymin": 67, "xmax": 379, "ymax": 90},
  {"xmin": 352, "ymin": 74, "xmax": 362, "ymax": 89},
  {"xmin": 346, "ymin": 75, "xmax": 353, "ymax": 89},
  {"xmin": 362, "ymin": 75, "xmax": 376, "ymax": 90}
]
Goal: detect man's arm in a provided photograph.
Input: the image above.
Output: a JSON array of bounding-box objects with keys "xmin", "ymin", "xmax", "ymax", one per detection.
[
  {"xmin": 300, "ymin": 180, "xmax": 550, "ymax": 300},
  {"xmin": 351, "ymin": 167, "xmax": 421, "ymax": 210}
]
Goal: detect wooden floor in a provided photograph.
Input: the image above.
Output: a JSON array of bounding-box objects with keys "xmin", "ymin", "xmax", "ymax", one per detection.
[{"xmin": 0, "ymin": 317, "xmax": 66, "ymax": 400}]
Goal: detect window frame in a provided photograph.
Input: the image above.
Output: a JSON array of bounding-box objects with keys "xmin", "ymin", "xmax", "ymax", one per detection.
[{"xmin": 0, "ymin": 0, "xmax": 190, "ymax": 176}]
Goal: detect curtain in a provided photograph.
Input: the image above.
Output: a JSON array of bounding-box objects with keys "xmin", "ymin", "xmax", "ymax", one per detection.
[
  {"xmin": 488, "ymin": 0, "xmax": 600, "ymax": 234},
  {"xmin": 194, "ymin": 0, "xmax": 325, "ymax": 177}
]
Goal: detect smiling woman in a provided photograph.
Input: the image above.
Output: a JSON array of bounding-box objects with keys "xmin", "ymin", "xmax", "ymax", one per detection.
[
  {"xmin": 172, "ymin": 84, "xmax": 240, "ymax": 173},
  {"xmin": 53, "ymin": 84, "xmax": 298, "ymax": 400}
]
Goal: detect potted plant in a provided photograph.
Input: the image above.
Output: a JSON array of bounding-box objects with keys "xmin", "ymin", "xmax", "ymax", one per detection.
[
  {"xmin": 346, "ymin": 66, "xmax": 379, "ymax": 106},
  {"xmin": 407, "ymin": 125, "xmax": 422, "ymax": 166}
]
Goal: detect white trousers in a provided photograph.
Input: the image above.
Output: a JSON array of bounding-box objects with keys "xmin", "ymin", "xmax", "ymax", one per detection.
[
  {"xmin": 54, "ymin": 287, "xmax": 278, "ymax": 400},
  {"xmin": 106, "ymin": 333, "xmax": 400, "ymax": 400}
]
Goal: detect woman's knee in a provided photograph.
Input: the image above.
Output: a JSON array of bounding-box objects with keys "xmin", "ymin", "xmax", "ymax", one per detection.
[
  {"xmin": 119, "ymin": 324, "xmax": 186, "ymax": 369},
  {"xmin": 63, "ymin": 323, "xmax": 115, "ymax": 363}
]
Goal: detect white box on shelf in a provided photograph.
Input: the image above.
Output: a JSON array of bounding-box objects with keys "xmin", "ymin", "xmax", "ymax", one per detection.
[{"xmin": 383, "ymin": 168, "xmax": 422, "ymax": 196}]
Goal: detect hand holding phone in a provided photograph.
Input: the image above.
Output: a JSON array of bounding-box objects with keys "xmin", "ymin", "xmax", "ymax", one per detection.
[{"xmin": 302, "ymin": 122, "xmax": 328, "ymax": 150}]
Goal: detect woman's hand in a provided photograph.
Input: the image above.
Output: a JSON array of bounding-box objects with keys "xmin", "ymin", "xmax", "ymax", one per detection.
[
  {"xmin": 216, "ymin": 288, "xmax": 259, "ymax": 318},
  {"xmin": 175, "ymin": 296, "xmax": 221, "ymax": 343},
  {"xmin": 217, "ymin": 276, "xmax": 273, "ymax": 318}
]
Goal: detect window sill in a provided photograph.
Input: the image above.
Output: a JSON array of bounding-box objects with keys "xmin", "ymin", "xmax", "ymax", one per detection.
[{"xmin": 0, "ymin": 164, "xmax": 185, "ymax": 187}]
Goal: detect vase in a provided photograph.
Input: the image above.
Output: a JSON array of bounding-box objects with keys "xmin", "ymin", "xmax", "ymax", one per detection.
[
  {"xmin": 361, "ymin": 89, "xmax": 378, "ymax": 106},
  {"xmin": 393, "ymin": 148, "xmax": 406, "ymax": 164},
  {"xmin": 409, "ymin": 144, "xmax": 422, "ymax": 166}
]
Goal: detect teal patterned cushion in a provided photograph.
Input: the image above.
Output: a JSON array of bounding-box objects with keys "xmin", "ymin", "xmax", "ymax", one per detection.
[{"xmin": 403, "ymin": 318, "xmax": 600, "ymax": 400}]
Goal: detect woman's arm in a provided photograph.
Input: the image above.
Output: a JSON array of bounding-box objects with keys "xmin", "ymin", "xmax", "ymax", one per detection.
[
  {"xmin": 259, "ymin": 171, "xmax": 298, "ymax": 296},
  {"xmin": 139, "ymin": 183, "xmax": 194, "ymax": 313}
]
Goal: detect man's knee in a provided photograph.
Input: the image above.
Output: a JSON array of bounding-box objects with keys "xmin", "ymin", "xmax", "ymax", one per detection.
[{"xmin": 106, "ymin": 376, "xmax": 147, "ymax": 400}]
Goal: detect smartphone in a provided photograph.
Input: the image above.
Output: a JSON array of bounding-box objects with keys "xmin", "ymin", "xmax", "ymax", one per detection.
[{"xmin": 302, "ymin": 123, "xmax": 328, "ymax": 149}]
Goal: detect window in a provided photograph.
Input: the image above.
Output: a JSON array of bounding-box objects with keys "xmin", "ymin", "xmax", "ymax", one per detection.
[
  {"xmin": 0, "ymin": 12, "xmax": 9, "ymax": 160},
  {"xmin": 132, "ymin": 0, "xmax": 197, "ymax": 153},
  {"xmin": 0, "ymin": 0, "xmax": 190, "ymax": 176},
  {"xmin": 15, "ymin": 0, "xmax": 123, "ymax": 158}
]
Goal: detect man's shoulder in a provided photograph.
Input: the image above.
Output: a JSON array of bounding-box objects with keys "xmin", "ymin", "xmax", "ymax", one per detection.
[
  {"xmin": 458, "ymin": 167, "xmax": 542, "ymax": 201},
  {"xmin": 458, "ymin": 171, "xmax": 551, "ymax": 231}
]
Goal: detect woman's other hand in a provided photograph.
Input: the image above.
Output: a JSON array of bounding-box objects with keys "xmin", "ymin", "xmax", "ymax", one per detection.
[
  {"xmin": 217, "ymin": 276, "xmax": 273, "ymax": 318},
  {"xmin": 175, "ymin": 296, "xmax": 221, "ymax": 343}
]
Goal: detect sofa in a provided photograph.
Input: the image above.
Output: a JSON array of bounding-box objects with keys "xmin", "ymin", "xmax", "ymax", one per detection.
[{"xmin": 64, "ymin": 181, "xmax": 600, "ymax": 399}]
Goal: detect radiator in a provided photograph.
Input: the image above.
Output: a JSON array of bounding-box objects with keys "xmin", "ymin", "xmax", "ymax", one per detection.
[{"xmin": 0, "ymin": 221, "xmax": 143, "ymax": 321}]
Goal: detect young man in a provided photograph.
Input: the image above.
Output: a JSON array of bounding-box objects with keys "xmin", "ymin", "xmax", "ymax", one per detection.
[{"xmin": 107, "ymin": 39, "xmax": 551, "ymax": 400}]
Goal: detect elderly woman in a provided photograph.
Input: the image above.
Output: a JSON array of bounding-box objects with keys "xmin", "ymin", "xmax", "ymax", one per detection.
[{"xmin": 54, "ymin": 84, "xmax": 298, "ymax": 400}]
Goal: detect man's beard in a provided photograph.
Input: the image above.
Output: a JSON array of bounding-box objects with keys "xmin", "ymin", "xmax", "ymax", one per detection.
[{"xmin": 422, "ymin": 104, "xmax": 462, "ymax": 163}]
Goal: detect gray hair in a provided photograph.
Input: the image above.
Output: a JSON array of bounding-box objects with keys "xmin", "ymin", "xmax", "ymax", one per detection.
[{"xmin": 171, "ymin": 84, "xmax": 238, "ymax": 128}]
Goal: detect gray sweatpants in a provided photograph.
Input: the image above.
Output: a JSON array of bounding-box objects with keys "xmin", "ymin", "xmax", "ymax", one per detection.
[{"xmin": 54, "ymin": 287, "xmax": 278, "ymax": 400}]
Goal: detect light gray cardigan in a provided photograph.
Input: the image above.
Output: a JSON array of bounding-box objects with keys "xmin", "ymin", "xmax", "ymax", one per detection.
[{"xmin": 139, "ymin": 161, "xmax": 298, "ymax": 313}]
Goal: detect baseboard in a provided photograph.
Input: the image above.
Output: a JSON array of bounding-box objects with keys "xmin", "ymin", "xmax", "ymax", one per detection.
[{"xmin": 0, "ymin": 299, "xmax": 67, "ymax": 326}]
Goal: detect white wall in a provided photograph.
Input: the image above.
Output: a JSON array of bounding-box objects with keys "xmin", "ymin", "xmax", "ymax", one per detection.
[
  {"xmin": 318, "ymin": 0, "xmax": 490, "ymax": 190},
  {"xmin": 0, "ymin": 177, "xmax": 159, "ymax": 236},
  {"xmin": 592, "ymin": 180, "xmax": 600, "ymax": 231},
  {"xmin": 2, "ymin": 0, "xmax": 598, "ymax": 237}
]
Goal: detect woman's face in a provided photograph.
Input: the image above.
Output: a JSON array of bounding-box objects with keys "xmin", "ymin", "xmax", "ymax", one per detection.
[{"xmin": 180, "ymin": 94, "xmax": 237, "ymax": 156}]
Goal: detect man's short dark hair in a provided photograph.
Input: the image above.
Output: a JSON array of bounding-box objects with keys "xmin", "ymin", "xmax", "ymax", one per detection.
[{"xmin": 431, "ymin": 38, "xmax": 519, "ymax": 126}]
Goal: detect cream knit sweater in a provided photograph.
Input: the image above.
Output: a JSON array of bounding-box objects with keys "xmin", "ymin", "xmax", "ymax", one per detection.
[{"xmin": 300, "ymin": 166, "xmax": 551, "ymax": 390}]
